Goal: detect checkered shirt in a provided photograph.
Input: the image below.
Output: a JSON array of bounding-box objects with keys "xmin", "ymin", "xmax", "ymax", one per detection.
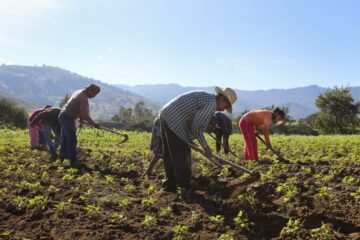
[{"xmin": 159, "ymin": 91, "xmax": 216, "ymax": 148}]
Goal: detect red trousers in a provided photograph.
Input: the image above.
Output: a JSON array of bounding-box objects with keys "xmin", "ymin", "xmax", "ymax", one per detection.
[{"xmin": 239, "ymin": 116, "xmax": 259, "ymax": 160}]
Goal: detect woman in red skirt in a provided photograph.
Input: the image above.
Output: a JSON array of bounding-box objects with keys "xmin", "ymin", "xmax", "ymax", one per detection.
[{"xmin": 239, "ymin": 108, "xmax": 285, "ymax": 160}]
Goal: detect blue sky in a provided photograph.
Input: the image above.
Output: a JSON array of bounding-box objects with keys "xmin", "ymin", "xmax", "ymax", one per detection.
[{"xmin": 1, "ymin": 0, "xmax": 359, "ymax": 90}]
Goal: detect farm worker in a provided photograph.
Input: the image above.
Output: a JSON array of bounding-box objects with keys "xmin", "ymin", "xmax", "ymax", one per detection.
[
  {"xmin": 58, "ymin": 84, "xmax": 101, "ymax": 168},
  {"xmin": 213, "ymin": 111, "xmax": 233, "ymax": 155},
  {"xmin": 28, "ymin": 105, "xmax": 52, "ymax": 149},
  {"xmin": 159, "ymin": 87, "xmax": 237, "ymax": 192},
  {"xmin": 30, "ymin": 107, "xmax": 62, "ymax": 161},
  {"xmin": 144, "ymin": 113, "xmax": 227, "ymax": 177},
  {"xmin": 239, "ymin": 107, "xmax": 285, "ymax": 161},
  {"xmin": 143, "ymin": 116, "xmax": 163, "ymax": 177}
]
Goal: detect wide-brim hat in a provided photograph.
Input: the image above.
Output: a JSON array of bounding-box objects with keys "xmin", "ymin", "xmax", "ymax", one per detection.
[{"xmin": 215, "ymin": 87, "xmax": 237, "ymax": 113}]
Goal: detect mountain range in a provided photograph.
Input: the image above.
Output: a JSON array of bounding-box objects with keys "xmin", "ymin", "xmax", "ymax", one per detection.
[
  {"xmin": 116, "ymin": 84, "xmax": 360, "ymax": 119},
  {"xmin": 0, "ymin": 65, "xmax": 359, "ymax": 120},
  {"xmin": 0, "ymin": 65, "xmax": 159, "ymax": 119}
]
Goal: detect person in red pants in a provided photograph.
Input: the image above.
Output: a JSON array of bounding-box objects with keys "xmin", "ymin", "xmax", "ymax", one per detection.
[{"xmin": 239, "ymin": 108, "xmax": 285, "ymax": 160}]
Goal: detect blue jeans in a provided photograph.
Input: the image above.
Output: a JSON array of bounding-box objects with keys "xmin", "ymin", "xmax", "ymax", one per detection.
[
  {"xmin": 39, "ymin": 131, "xmax": 46, "ymax": 145},
  {"xmin": 43, "ymin": 124, "xmax": 57, "ymax": 156},
  {"xmin": 59, "ymin": 112, "xmax": 77, "ymax": 162}
]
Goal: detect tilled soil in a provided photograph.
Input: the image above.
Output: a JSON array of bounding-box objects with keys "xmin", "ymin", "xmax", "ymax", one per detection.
[{"xmin": 0, "ymin": 147, "xmax": 359, "ymax": 240}]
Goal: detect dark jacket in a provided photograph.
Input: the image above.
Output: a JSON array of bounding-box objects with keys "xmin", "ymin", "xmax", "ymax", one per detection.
[
  {"xmin": 214, "ymin": 111, "xmax": 232, "ymax": 136},
  {"xmin": 32, "ymin": 107, "xmax": 61, "ymax": 128}
]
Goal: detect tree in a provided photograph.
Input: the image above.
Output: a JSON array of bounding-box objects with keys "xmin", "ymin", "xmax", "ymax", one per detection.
[
  {"xmin": 112, "ymin": 107, "xmax": 133, "ymax": 124},
  {"xmin": 0, "ymin": 99, "xmax": 28, "ymax": 128},
  {"xmin": 314, "ymin": 86, "xmax": 360, "ymax": 134},
  {"xmin": 59, "ymin": 94, "xmax": 70, "ymax": 108},
  {"xmin": 111, "ymin": 102, "xmax": 155, "ymax": 131}
]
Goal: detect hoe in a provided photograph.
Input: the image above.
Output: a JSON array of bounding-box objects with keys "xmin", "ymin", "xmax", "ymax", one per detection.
[
  {"xmin": 77, "ymin": 122, "xmax": 129, "ymax": 144},
  {"xmin": 189, "ymin": 143, "xmax": 260, "ymax": 181},
  {"xmin": 255, "ymin": 133, "xmax": 290, "ymax": 163}
]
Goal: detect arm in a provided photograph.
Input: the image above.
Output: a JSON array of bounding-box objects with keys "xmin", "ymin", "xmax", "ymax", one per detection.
[
  {"xmin": 191, "ymin": 103, "xmax": 215, "ymax": 153},
  {"xmin": 80, "ymin": 100, "xmax": 99, "ymax": 128},
  {"xmin": 263, "ymin": 120, "xmax": 272, "ymax": 148}
]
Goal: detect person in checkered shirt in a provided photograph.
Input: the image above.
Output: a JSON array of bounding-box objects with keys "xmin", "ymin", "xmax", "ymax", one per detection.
[{"xmin": 159, "ymin": 87, "xmax": 237, "ymax": 192}]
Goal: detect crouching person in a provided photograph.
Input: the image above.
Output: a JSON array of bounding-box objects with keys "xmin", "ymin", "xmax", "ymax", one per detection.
[
  {"xmin": 59, "ymin": 84, "xmax": 101, "ymax": 168},
  {"xmin": 31, "ymin": 107, "xmax": 61, "ymax": 160},
  {"xmin": 214, "ymin": 111, "xmax": 232, "ymax": 155},
  {"xmin": 159, "ymin": 87, "xmax": 237, "ymax": 192},
  {"xmin": 28, "ymin": 105, "xmax": 52, "ymax": 149},
  {"xmin": 143, "ymin": 116, "xmax": 163, "ymax": 177},
  {"xmin": 239, "ymin": 107, "xmax": 285, "ymax": 161}
]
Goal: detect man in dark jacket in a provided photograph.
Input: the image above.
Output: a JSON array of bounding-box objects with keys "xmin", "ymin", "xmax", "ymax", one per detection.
[
  {"xmin": 159, "ymin": 87, "xmax": 237, "ymax": 192},
  {"xmin": 31, "ymin": 107, "xmax": 61, "ymax": 160},
  {"xmin": 214, "ymin": 111, "xmax": 232, "ymax": 155}
]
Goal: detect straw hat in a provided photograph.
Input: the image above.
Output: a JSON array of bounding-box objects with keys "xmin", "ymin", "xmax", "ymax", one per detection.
[{"xmin": 215, "ymin": 86, "xmax": 237, "ymax": 113}]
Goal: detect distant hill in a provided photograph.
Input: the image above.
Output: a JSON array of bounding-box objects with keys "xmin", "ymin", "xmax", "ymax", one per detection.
[
  {"xmin": 116, "ymin": 84, "xmax": 360, "ymax": 120},
  {"xmin": 0, "ymin": 65, "xmax": 159, "ymax": 120}
]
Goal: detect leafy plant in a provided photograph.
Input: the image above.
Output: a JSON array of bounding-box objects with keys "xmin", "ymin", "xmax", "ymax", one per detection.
[
  {"xmin": 111, "ymin": 212, "xmax": 128, "ymax": 224},
  {"xmin": 191, "ymin": 211, "xmax": 200, "ymax": 224},
  {"xmin": 142, "ymin": 214, "xmax": 156, "ymax": 227},
  {"xmin": 316, "ymin": 186, "xmax": 330, "ymax": 199},
  {"xmin": 172, "ymin": 224, "xmax": 189, "ymax": 240},
  {"xmin": 209, "ymin": 215, "xmax": 225, "ymax": 226},
  {"xmin": 218, "ymin": 165, "xmax": 231, "ymax": 179},
  {"xmin": 54, "ymin": 198, "xmax": 72, "ymax": 213},
  {"xmin": 159, "ymin": 206, "xmax": 172, "ymax": 218},
  {"xmin": 84, "ymin": 204, "xmax": 101, "ymax": 218},
  {"xmin": 233, "ymin": 210, "xmax": 249, "ymax": 231},
  {"xmin": 237, "ymin": 190, "xmax": 256, "ymax": 209},
  {"xmin": 280, "ymin": 219, "xmax": 302, "ymax": 237},
  {"xmin": 14, "ymin": 196, "xmax": 28, "ymax": 210},
  {"xmin": 310, "ymin": 222, "xmax": 333, "ymax": 240},
  {"xmin": 118, "ymin": 197, "xmax": 132, "ymax": 210},
  {"xmin": 124, "ymin": 183, "xmax": 136, "ymax": 192},
  {"xmin": 350, "ymin": 187, "xmax": 360, "ymax": 204},
  {"xmin": 28, "ymin": 195, "xmax": 48, "ymax": 210},
  {"xmin": 141, "ymin": 197, "xmax": 157, "ymax": 208}
]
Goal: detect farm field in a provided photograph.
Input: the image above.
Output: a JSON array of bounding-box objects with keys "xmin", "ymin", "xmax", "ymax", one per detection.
[{"xmin": 0, "ymin": 129, "xmax": 359, "ymax": 240}]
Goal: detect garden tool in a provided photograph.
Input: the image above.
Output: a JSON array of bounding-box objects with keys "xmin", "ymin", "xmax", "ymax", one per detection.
[
  {"xmin": 189, "ymin": 143, "xmax": 260, "ymax": 181},
  {"xmin": 255, "ymin": 133, "xmax": 290, "ymax": 163},
  {"xmin": 81, "ymin": 122, "xmax": 129, "ymax": 144},
  {"xmin": 207, "ymin": 133, "xmax": 239, "ymax": 159},
  {"xmin": 99, "ymin": 126, "xmax": 129, "ymax": 144}
]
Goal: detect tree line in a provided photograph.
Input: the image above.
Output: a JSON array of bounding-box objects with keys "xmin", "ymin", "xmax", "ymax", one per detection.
[{"xmin": 1, "ymin": 86, "xmax": 359, "ymax": 134}]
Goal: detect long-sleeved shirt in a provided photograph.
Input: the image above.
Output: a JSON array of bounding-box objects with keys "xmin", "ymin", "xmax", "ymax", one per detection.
[
  {"xmin": 160, "ymin": 91, "xmax": 216, "ymax": 148},
  {"xmin": 61, "ymin": 89, "xmax": 89, "ymax": 120}
]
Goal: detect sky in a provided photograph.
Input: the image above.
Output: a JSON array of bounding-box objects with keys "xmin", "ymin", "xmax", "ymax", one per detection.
[{"xmin": 0, "ymin": 0, "xmax": 360, "ymax": 90}]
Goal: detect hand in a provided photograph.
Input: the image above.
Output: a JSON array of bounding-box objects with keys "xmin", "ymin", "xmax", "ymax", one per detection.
[
  {"xmin": 204, "ymin": 146, "xmax": 213, "ymax": 158},
  {"xmin": 93, "ymin": 123, "xmax": 100, "ymax": 129}
]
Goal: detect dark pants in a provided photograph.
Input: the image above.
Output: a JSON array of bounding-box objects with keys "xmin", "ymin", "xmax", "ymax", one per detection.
[
  {"xmin": 215, "ymin": 129, "xmax": 230, "ymax": 154},
  {"xmin": 161, "ymin": 120, "xmax": 192, "ymax": 190},
  {"xmin": 59, "ymin": 112, "xmax": 77, "ymax": 162},
  {"xmin": 39, "ymin": 131, "xmax": 46, "ymax": 145},
  {"xmin": 43, "ymin": 124, "xmax": 57, "ymax": 157}
]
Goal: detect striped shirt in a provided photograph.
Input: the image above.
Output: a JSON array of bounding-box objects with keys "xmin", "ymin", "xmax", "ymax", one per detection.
[{"xmin": 160, "ymin": 91, "xmax": 216, "ymax": 148}]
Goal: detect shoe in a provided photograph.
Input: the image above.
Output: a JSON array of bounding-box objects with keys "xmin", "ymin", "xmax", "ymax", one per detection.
[
  {"xmin": 163, "ymin": 184, "xmax": 176, "ymax": 192},
  {"xmin": 50, "ymin": 153, "xmax": 58, "ymax": 161},
  {"xmin": 161, "ymin": 179, "xmax": 176, "ymax": 192},
  {"xmin": 70, "ymin": 160, "xmax": 82, "ymax": 169}
]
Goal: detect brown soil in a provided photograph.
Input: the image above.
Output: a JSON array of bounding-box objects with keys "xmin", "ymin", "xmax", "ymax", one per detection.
[{"xmin": 0, "ymin": 147, "xmax": 359, "ymax": 240}]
